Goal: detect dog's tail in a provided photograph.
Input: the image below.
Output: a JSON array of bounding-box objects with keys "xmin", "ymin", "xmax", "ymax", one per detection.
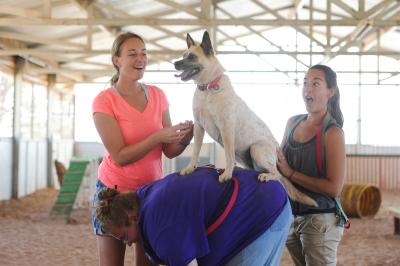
[{"xmin": 279, "ymin": 177, "xmax": 318, "ymax": 207}]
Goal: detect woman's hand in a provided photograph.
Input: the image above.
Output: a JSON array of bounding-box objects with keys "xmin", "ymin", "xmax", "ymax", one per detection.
[
  {"xmin": 156, "ymin": 121, "xmax": 193, "ymax": 144},
  {"xmin": 160, "ymin": 120, "xmax": 194, "ymax": 158},
  {"xmin": 178, "ymin": 120, "xmax": 194, "ymax": 145},
  {"xmin": 276, "ymin": 148, "xmax": 294, "ymax": 178}
]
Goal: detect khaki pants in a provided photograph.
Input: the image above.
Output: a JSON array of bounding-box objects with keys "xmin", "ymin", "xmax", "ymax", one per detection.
[{"xmin": 286, "ymin": 213, "xmax": 344, "ymax": 266}]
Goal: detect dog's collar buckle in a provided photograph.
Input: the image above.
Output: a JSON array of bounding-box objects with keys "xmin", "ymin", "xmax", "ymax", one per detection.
[{"xmin": 197, "ymin": 75, "xmax": 223, "ymax": 91}]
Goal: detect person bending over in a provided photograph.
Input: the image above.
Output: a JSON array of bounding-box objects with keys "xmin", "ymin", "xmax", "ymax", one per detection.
[{"xmin": 95, "ymin": 167, "xmax": 292, "ymax": 266}]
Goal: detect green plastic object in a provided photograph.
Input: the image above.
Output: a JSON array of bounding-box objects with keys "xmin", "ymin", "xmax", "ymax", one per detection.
[{"xmin": 51, "ymin": 159, "xmax": 90, "ymax": 222}]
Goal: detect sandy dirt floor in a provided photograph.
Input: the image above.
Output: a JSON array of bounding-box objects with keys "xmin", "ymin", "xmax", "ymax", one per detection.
[{"xmin": 0, "ymin": 188, "xmax": 399, "ymax": 266}]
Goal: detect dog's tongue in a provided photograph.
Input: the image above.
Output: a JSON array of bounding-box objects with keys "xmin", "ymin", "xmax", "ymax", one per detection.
[
  {"xmin": 174, "ymin": 70, "xmax": 192, "ymax": 79},
  {"xmin": 174, "ymin": 72, "xmax": 184, "ymax": 78}
]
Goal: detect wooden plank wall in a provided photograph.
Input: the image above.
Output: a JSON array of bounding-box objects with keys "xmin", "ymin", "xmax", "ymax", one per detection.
[{"xmin": 346, "ymin": 155, "xmax": 400, "ymax": 190}]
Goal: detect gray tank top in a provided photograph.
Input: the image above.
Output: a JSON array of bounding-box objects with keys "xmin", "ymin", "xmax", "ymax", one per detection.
[{"xmin": 282, "ymin": 113, "xmax": 339, "ymax": 215}]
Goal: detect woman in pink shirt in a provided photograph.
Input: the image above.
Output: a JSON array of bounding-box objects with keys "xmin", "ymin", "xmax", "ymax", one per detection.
[{"xmin": 92, "ymin": 32, "xmax": 193, "ymax": 266}]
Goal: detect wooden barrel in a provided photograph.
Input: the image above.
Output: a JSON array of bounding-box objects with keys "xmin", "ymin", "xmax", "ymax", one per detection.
[{"xmin": 340, "ymin": 184, "xmax": 382, "ymax": 218}]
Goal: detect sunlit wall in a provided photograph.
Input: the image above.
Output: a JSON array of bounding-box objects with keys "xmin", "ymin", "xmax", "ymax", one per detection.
[{"xmin": 74, "ymin": 53, "xmax": 400, "ymax": 147}]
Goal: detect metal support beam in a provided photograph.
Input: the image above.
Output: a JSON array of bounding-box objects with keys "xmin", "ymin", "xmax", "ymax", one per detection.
[
  {"xmin": 0, "ymin": 0, "xmax": 398, "ymax": 84},
  {"xmin": 11, "ymin": 56, "xmax": 25, "ymax": 198},
  {"xmin": 201, "ymin": 0, "xmax": 213, "ymax": 34},
  {"xmin": 322, "ymin": 1, "xmax": 400, "ymax": 62},
  {"xmin": 0, "ymin": 17, "xmax": 399, "ymax": 26},
  {"xmin": 331, "ymin": 0, "xmax": 358, "ymax": 18},
  {"xmin": 0, "ymin": 5, "xmax": 42, "ymax": 17},
  {"xmin": 251, "ymin": 0, "xmax": 325, "ymax": 47},
  {"xmin": 156, "ymin": 0, "xmax": 201, "ymax": 17},
  {"xmin": 289, "ymin": 0, "xmax": 306, "ymax": 19},
  {"xmin": 47, "ymin": 74, "xmax": 56, "ymax": 188},
  {"xmin": 42, "ymin": 0, "xmax": 52, "ymax": 18},
  {"xmin": 0, "ymin": 31, "xmax": 86, "ymax": 49},
  {"xmin": 3, "ymin": 48, "xmax": 400, "ymax": 57},
  {"xmin": 358, "ymin": 0, "xmax": 365, "ymax": 16}
]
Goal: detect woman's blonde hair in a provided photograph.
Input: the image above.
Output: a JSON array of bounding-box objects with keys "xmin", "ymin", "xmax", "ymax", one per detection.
[
  {"xmin": 95, "ymin": 188, "xmax": 139, "ymax": 232},
  {"xmin": 110, "ymin": 32, "xmax": 145, "ymax": 85}
]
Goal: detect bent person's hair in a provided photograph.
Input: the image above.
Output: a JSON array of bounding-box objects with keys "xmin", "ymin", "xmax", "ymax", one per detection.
[
  {"xmin": 309, "ymin": 64, "xmax": 344, "ymax": 127},
  {"xmin": 95, "ymin": 188, "xmax": 139, "ymax": 232}
]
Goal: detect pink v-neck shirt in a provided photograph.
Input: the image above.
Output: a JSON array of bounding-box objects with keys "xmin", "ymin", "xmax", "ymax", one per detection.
[{"xmin": 92, "ymin": 85, "xmax": 169, "ymax": 191}]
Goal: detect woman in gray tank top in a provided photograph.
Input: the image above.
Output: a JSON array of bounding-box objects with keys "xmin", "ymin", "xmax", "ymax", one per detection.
[{"xmin": 277, "ymin": 65, "xmax": 346, "ymax": 266}]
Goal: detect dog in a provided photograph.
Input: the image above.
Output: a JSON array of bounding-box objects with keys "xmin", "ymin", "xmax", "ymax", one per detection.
[
  {"xmin": 173, "ymin": 31, "xmax": 317, "ymax": 207},
  {"xmin": 54, "ymin": 159, "xmax": 67, "ymax": 186}
]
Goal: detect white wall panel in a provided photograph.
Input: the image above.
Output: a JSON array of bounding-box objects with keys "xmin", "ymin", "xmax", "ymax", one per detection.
[
  {"xmin": 37, "ymin": 140, "xmax": 48, "ymax": 189},
  {"xmin": 0, "ymin": 138, "xmax": 12, "ymax": 200},
  {"xmin": 26, "ymin": 141, "xmax": 37, "ymax": 195},
  {"xmin": 18, "ymin": 141, "xmax": 27, "ymax": 197}
]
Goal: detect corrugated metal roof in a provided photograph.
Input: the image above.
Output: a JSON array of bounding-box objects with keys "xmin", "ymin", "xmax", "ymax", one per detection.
[{"xmin": 0, "ymin": 0, "xmax": 399, "ymax": 83}]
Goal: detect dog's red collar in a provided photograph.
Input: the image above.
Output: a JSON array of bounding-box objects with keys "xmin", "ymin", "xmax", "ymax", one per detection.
[{"xmin": 197, "ymin": 75, "xmax": 223, "ymax": 91}]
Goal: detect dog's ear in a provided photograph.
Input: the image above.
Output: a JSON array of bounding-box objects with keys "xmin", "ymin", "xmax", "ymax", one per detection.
[
  {"xmin": 186, "ymin": 33, "xmax": 195, "ymax": 48},
  {"xmin": 200, "ymin": 31, "xmax": 214, "ymax": 56}
]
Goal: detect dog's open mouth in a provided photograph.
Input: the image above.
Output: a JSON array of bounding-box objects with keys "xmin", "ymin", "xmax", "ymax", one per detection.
[{"xmin": 174, "ymin": 67, "xmax": 201, "ymax": 81}]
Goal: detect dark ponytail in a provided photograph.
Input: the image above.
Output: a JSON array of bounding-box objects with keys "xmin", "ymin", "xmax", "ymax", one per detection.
[{"xmin": 310, "ymin": 64, "xmax": 344, "ymax": 127}]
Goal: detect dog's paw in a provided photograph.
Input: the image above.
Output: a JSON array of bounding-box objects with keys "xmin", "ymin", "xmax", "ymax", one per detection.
[
  {"xmin": 257, "ymin": 173, "xmax": 280, "ymax": 182},
  {"xmin": 218, "ymin": 172, "xmax": 232, "ymax": 182},
  {"xmin": 179, "ymin": 165, "xmax": 196, "ymax": 176}
]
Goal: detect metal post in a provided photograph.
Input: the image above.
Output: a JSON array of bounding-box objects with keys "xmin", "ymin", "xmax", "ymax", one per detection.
[
  {"xmin": 47, "ymin": 74, "xmax": 56, "ymax": 188},
  {"xmin": 11, "ymin": 56, "xmax": 24, "ymax": 198}
]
